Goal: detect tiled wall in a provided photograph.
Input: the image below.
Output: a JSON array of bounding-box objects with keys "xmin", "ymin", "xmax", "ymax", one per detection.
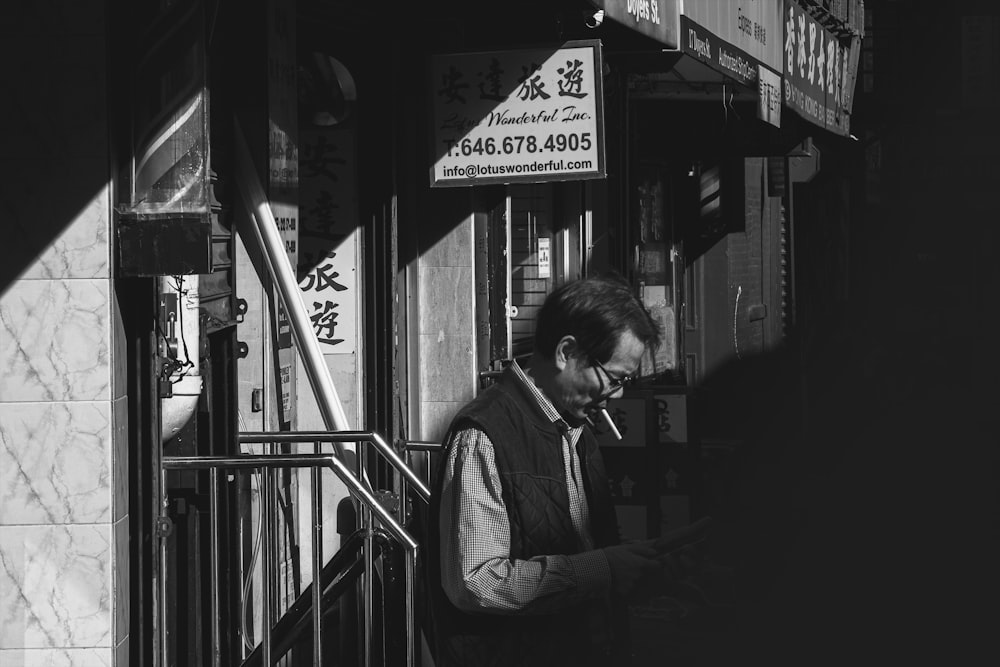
[{"xmin": 0, "ymin": 3, "xmax": 128, "ymax": 665}]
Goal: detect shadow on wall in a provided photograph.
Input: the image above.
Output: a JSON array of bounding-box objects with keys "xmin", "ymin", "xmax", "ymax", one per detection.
[
  {"xmin": 0, "ymin": 94, "xmax": 113, "ymax": 292},
  {"xmin": 0, "ymin": 5, "xmax": 115, "ymax": 293}
]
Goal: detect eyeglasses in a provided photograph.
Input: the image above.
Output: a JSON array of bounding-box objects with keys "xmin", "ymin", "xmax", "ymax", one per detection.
[{"xmin": 591, "ymin": 358, "xmax": 632, "ymax": 394}]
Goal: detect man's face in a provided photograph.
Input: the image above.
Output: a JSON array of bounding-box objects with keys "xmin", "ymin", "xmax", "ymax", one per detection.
[{"xmin": 552, "ymin": 329, "xmax": 646, "ymax": 422}]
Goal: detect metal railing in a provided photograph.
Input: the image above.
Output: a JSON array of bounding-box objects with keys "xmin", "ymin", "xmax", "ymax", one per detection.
[
  {"xmin": 156, "ymin": 121, "xmax": 429, "ymax": 666},
  {"xmin": 162, "ymin": 429, "xmax": 428, "ymax": 667}
]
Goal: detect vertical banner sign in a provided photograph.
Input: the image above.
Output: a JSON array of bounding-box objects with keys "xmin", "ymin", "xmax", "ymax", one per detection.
[
  {"xmin": 297, "ymin": 235, "xmax": 358, "ymax": 353},
  {"xmin": 782, "ymin": 0, "xmax": 855, "ymax": 136},
  {"xmin": 299, "ymin": 127, "xmax": 359, "ymax": 354},
  {"xmin": 268, "ymin": 0, "xmax": 298, "ymax": 349},
  {"xmin": 429, "ymin": 40, "xmax": 606, "ymax": 187},
  {"xmin": 757, "ymin": 64, "xmax": 782, "ymax": 127}
]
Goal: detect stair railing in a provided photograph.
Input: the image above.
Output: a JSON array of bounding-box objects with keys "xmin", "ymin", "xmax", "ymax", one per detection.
[
  {"xmin": 163, "ymin": 434, "xmax": 424, "ymax": 667},
  {"xmin": 158, "ymin": 119, "xmax": 428, "ymax": 666}
]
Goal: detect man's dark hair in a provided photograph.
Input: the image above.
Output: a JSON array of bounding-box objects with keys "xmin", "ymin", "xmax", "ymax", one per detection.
[{"xmin": 533, "ymin": 273, "xmax": 662, "ymax": 363}]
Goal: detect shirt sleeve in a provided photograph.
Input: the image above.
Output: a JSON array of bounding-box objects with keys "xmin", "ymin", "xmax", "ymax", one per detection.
[{"xmin": 438, "ymin": 427, "xmax": 612, "ymax": 615}]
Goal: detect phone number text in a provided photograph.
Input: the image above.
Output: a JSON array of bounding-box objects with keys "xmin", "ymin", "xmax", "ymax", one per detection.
[{"xmin": 443, "ymin": 133, "xmax": 594, "ymax": 157}]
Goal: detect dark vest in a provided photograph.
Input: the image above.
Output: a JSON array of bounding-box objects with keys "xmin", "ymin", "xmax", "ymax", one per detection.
[{"xmin": 426, "ymin": 367, "xmax": 629, "ymax": 667}]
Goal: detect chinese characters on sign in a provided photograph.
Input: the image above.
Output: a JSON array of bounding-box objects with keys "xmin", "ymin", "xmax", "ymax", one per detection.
[
  {"xmin": 430, "ymin": 40, "xmax": 605, "ymax": 186},
  {"xmin": 654, "ymin": 394, "xmax": 688, "ymax": 444},
  {"xmin": 783, "ymin": 1, "xmax": 855, "ymax": 136},
  {"xmin": 268, "ymin": 0, "xmax": 298, "ymax": 351},
  {"xmin": 298, "ymin": 127, "xmax": 359, "ymax": 353},
  {"xmin": 758, "ymin": 64, "xmax": 783, "ymax": 127},
  {"xmin": 300, "ymin": 251, "xmax": 353, "ymax": 348}
]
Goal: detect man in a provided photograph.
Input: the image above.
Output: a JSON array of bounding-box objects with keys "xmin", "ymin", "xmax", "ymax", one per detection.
[{"xmin": 427, "ymin": 274, "xmax": 696, "ymax": 667}]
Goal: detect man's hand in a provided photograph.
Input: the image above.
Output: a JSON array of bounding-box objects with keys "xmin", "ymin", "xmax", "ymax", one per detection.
[
  {"xmin": 652, "ymin": 516, "xmax": 712, "ymax": 554},
  {"xmin": 653, "ymin": 517, "xmax": 712, "ymax": 582},
  {"xmin": 603, "ymin": 541, "xmax": 661, "ymax": 596}
]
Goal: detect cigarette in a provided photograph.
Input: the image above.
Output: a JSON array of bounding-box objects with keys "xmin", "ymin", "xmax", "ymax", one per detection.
[{"xmin": 599, "ymin": 408, "xmax": 622, "ymax": 441}]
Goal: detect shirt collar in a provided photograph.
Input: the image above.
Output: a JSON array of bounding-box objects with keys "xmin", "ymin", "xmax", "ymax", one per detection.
[{"xmin": 509, "ymin": 360, "xmax": 577, "ymax": 433}]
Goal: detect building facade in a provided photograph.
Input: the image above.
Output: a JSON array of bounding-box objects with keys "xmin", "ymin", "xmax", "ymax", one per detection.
[{"xmin": 0, "ymin": 1, "xmax": 877, "ymax": 665}]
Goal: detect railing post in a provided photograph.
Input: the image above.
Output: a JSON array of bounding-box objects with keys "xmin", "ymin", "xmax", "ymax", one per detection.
[
  {"xmin": 159, "ymin": 467, "xmax": 170, "ymax": 667},
  {"xmin": 363, "ymin": 510, "xmax": 374, "ymax": 666},
  {"xmin": 311, "ymin": 442, "xmax": 323, "ymax": 666},
  {"xmin": 406, "ymin": 550, "xmax": 416, "ymax": 667},
  {"xmin": 261, "ymin": 465, "xmax": 273, "ymax": 666},
  {"xmin": 210, "ymin": 468, "xmax": 221, "ymax": 667}
]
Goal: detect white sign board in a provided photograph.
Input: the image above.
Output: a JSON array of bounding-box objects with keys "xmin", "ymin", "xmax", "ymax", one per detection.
[
  {"xmin": 537, "ymin": 237, "xmax": 551, "ymax": 278},
  {"xmin": 298, "ymin": 233, "xmax": 359, "ymax": 354},
  {"xmin": 430, "ymin": 40, "xmax": 606, "ymax": 187}
]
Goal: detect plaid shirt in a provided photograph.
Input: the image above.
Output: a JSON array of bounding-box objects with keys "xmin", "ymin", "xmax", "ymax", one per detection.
[{"xmin": 438, "ymin": 361, "xmax": 612, "ymax": 614}]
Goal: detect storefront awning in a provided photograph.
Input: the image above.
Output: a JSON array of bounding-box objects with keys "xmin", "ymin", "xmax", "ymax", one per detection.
[
  {"xmin": 588, "ymin": 0, "xmax": 681, "ymax": 49},
  {"xmin": 593, "ymin": 0, "xmax": 784, "ymax": 128},
  {"xmin": 594, "ymin": 1, "xmax": 861, "ymax": 137}
]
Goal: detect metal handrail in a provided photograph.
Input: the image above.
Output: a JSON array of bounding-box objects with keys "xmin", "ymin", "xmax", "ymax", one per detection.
[
  {"xmin": 241, "ymin": 431, "xmax": 431, "ymax": 506},
  {"xmin": 398, "ymin": 440, "xmax": 443, "ymax": 452},
  {"xmin": 162, "ymin": 451, "xmax": 419, "ymax": 667}
]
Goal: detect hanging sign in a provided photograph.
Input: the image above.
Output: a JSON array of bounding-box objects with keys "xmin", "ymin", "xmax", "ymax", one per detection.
[
  {"xmin": 680, "ymin": 15, "xmax": 763, "ymax": 89},
  {"xmin": 590, "ymin": 0, "xmax": 681, "ymax": 48},
  {"xmin": 682, "ymin": 0, "xmax": 783, "ymax": 72},
  {"xmin": 299, "ymin": 126, "xmax": 359, "ymax": 355},
  {"xmin": 782, "ymin": 0, "xmax": 857, "ymax": 136},
  {"xmin": 429, "ymin": 40, "xmax": 606, "ymax": 187},
  {"xmin": 757, "ymin": 64, "xmax": 783, "ymax": 127},
  {"xmin": 678, "ymin": 2, "xmax": 783, "ymax": 128}
]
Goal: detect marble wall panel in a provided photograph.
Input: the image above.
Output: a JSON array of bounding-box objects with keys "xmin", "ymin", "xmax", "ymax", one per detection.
[
  {"xmin": 0, "ymin": 280, "xmax": 111, "ymax": 403},
  {"xmin": 420, "ymin": 400, "xmax": 467, "ymax": 444},
  {"xmin": 0, "ymin": 525, "xmax": 112, "ymax": 649},
  {"xmin": 0, "ymin": 157, "xmax": 112, "ymax": 290},
  {"xmin": 14, "ymin": 188, "xmax": 111, "ymax": 283},
  {"xmin": 420, "ymin": 218, "xmax": 473, "ymax": 267},
  {"xmin": 112, "ymin": 517, "xmax": 128, "ymax": 646},
  {"xmin": 418, "ymin": 334, "xmax": 476, "ymax": 404},
  {"xmin": 0, "ymin": 402, "xmax": 111, "ymax": 526},
  {"xmin": 0, "ymin": 647, "xmax": 113, "ymax": 666},
  {"xmin": 418, "ymin": 266, "xmax": 475, "ymax": 337},
  {"xmin": 111, "ymin": 398, "xmax": 127, "ymax": 524},
  {"xmin": 110, "ymin": 287, "xmax": 126, "ymax": 403}
]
